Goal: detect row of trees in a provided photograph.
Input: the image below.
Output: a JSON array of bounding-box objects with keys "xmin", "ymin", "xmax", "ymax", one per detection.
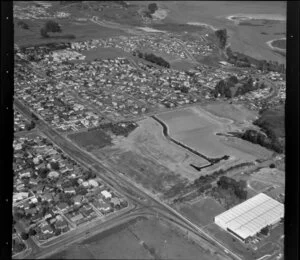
[
  {"xmin": 171, "ymin": 161, "xmax": 255, "ymax": 203},
  {"xmin": 226, "ymin": 46, "xmax": 285, "ymax": 73}
]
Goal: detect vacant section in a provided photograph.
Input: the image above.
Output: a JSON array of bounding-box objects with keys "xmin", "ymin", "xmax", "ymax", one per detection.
[
  {"xmin": 96, "ymin": 148, "xmax": 187, "ymax": 196},
  {"xmin": 68, "ymin": 129, "xmax": 112, "ymax": 151},
  {"xmin": 112, "ymin": 117, "xmax": 209, "ymax": 181},
  {"xmin": 82, "ymin": 47, "xmax": 133, "ymax": 61},
  {"xmin": 177, "ymin": 197, "xmax": 225, "ymax": 227},
  {"xmin": 50, "ymin": 217, "xmax": 222, "ymax": 259}
]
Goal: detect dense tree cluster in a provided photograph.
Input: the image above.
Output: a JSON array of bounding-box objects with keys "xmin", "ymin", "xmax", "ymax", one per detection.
[
  {"xmin": 217, "ymin": 176, "xmax": 248, "ymax": 200},
  {"xmin": 215, "ymin": 29, "xmax": 227, "ymax": 49},
  {"xmin": 20, "ymin": 232, "xmax": 29, "ymax": 240},
  {"xmin": 241, "ymin": 129, "xmax": 283, "ymax": 153},
  {"xmin": 40, "ymin": 20, "xmax": 62, "ymax": 38},
  {"xmin": 133, "ymin": 50, "xmax": 170, "ymax": 68},
  {"xmin": 213, "ymin": 75, "xmax": 262, "ymax": 98}
]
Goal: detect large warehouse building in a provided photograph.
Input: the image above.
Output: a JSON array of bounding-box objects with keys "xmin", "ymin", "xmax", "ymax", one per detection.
[{"xmin": 214, "ymin": 193, "xmax": 284, "ymax": 242}]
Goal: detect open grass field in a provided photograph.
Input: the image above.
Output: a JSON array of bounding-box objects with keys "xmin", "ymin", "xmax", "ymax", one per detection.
[
  {"xmin": 251, "ymin": 167, "xmax": 285, "ymax": 186},
  {"xmin": 249, "ymin": 180, "xmax": 272, "ymax": 193},
  {"xmin": 68, "ymin": 129, "xmax": 112, "ymax": 152},
  {"xmin": 14, "ymin": 19, "xmax": 130, "ymax": 47},
  {"xmin": 177, "ymin": 197, "xmax": 225, "ymax": 227},
  {"xmin": 171, "ymin": 59, "xmax": 196, "ymax": 70},
  {"xmin": 202, "ymin": 101, "xmax": 258, "ymax": 125},
  {"xmin": 157, "ymin": 106, "xmax": 272, "ymax": 161},
  {"xmin": 50, "ymin": 216, "xmax": 221, "ymax": 260},
  {"xmin": 82, "ymin": 46, "xmax": 132, "ymax": 61}
]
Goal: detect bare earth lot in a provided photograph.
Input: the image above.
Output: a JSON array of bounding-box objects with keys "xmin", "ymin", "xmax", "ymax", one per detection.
[
  {"xmin": 112, "ymin": 117, "xmax": 209, "ymax": 180},
  {"xmin": 50, "ymin": 217, "xmax": 221, "ymax": 260},
  {"xmin": 95, "ymin": 149, "xmax": 187, "ymax": 197}
]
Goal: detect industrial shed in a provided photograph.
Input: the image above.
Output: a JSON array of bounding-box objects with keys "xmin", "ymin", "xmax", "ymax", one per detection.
[{"xmin": 214, "ymin": 193, "xmax": 284, "ymax": 242}]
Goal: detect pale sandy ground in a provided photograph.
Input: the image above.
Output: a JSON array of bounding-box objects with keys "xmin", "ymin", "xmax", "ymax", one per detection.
[
  {"xmin": 136, "ymin": 27, "xmax": 166, "ymax": 33},
  {"xmin": 111, "ymin": 117, "xmax": 209, "ymax": 181}
]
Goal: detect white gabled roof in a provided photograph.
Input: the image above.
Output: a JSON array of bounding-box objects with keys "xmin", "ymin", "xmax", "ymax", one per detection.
[{"xmin": 215, "ymin": 193, "xmax": 284, "ymax": 239}]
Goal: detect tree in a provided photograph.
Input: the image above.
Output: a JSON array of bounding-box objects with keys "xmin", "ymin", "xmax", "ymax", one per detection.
[
  {"xmin": 45, "ymin": 20, "xmax": 62, "ymax": 33},
  {"xmin": 215, "ymin": 29, "xmax": 227, "ymax": 49},
  {"xmin": 260, "ymin": 226, "xmax": 270, "ymax": 236},
  {"xmin": 148, "ymin": 3, "xmax": 158, "ymax": 14},
  {"xmin": 40, "ymin": 20, "xmax": 61, "ymax": 38},
  {"xmin": 20, "ymin": 232, "xmax": 29, "ymax": 240},
  {"xmin": 55, "ymin": 229, "xmax": 61, "ymax": 236},
  {"xmin": 50, "ymin": 161, "xmax": 60, "ymax": 171},
  {"xmin": 38, "ymin": 168, "xmax": 49, "ymax": 178},
  {"xmin": 269, "ymin": 163, "xmax": 276, "ymax": 168},
  {"xmin": 28, "ymin": 228, "xmax": 37, "ymax": 236}
]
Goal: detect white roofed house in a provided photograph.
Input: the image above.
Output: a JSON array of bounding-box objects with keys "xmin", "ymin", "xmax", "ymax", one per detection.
[
  {"xmin": 47, "ymin": 171, "xmax": 59, "ymax": 179},
  {"xmin": 88, "ymin": 179, "xmax": 99, "ymax": 188},
  {"xmin": 101, "ymin": 190, "xmax": 112, "ymax": 199}
]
